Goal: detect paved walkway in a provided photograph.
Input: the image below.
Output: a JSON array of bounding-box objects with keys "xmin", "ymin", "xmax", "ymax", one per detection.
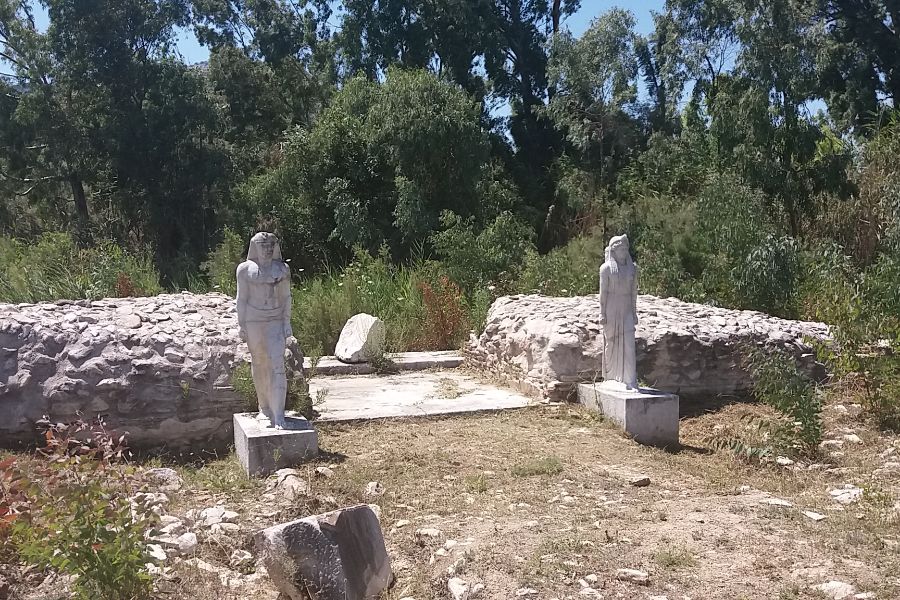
[
  {"xmin": 310, "ymin": 371, "xmax": 533, "ymax": 422},
  {"xmin": 303, "ymin": 350, "xmax": 463, "ymax": 376}
]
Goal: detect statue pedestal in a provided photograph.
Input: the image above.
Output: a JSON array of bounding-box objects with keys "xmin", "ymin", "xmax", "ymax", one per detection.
[
  {"xmin": 576, "ymin": 382, "xmax": 679, "ymax": 447},
  {"xmin": 234, "ymin": 413, "xmax": 319, "ymax": 477}
]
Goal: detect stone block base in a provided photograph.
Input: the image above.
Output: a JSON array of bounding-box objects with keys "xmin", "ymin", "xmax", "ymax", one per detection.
[
  {"xmin": 576, "ymin": 382, "xmax": 679, "ymax": 447},
  {"xmin": 234, "ymin": 413, "xmax": 318, "ymax": 477}
]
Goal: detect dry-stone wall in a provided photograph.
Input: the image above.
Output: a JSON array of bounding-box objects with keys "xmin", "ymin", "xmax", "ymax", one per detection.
[
  {"xmin": 0, "ymin": 292, "xmax": 303, "ymax": 450},
  {"xmin": 466, "ymin": 294, "xmax": 831, "ymax": 401}
]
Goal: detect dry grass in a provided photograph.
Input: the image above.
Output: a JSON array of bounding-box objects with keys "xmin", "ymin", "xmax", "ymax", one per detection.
[{"xmin": 5, "ymin": 393, "xmax": 900, "ymax": 600}]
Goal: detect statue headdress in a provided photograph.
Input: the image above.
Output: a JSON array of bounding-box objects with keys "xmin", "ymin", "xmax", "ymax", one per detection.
[
  {"xmin": 604, "ymin": 234, "xmax": 632, "ymax": 276},
  {"xmin": 247, "ymin": 231, "xmax": 283, "ymax": 262}
]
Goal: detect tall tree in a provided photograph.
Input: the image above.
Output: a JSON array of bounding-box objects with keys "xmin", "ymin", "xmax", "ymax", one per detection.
[
  {"xmin": 814, "ymin": 0, "xmax": 900, "ymax": 133},
  {"xmin": 545, "ymin": 8, "xmax": 642, "ymax": 241}
]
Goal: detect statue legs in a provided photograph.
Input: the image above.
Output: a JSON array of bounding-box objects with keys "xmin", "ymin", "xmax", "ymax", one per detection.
[{"xmin": 246, "ymin": 320, "xmax": 288, "ymax": 428}]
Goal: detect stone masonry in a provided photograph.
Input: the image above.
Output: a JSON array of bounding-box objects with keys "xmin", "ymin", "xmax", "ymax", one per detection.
[
  {"xmin": 466, "ymin": 294, "xmax": 831, "ymax": 402},
  {"xmin": 0, "ymin": 292, "xmax": 303, "ymax": 450}
]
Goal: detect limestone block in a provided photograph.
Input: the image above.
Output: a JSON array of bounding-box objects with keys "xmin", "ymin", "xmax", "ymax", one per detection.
[
  {"xmin": 466, "ymin": 294, "xmax": 830, "ymax": 401},
  {"xmin": 335, "ymin": 314, "xmax": 386, "ymax": 363},
  {"xmin": 0, "ymin": 293, "xmax": 304, "ymax": 450},
  {"xmin": 234, "ymin": 413, "xmax": 318, "ymax": 477},
  {"xmin": 577, "ymin": 382, "xmax": 679, "ymax": 447},
  {"xmin": 255, "ymin": 504, "xmax": 392, "ymax": 600}
]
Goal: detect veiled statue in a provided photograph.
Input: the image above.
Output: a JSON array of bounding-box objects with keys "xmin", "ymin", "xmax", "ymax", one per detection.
[{"xmin": 598, "ymin": 234, "xmax": 639, "ymax": 390}]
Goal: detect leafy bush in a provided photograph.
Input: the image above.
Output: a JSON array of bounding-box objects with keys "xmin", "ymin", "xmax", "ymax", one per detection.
[
  {"xmin": 200, "ymin": 228, "xmax": 246, "ymax": 296},
  {"xmin": 432, "ymin": 211, "xmax": 536, "ymax": 294},
  {"xmin": 515, "ymin": 231, "xmax": 604, "ymax": 296},
  {"xmin": 711, "ymin": 348, "xmax": 822, "ymax": 460},
  {"xmin": 3, "ymin": 418, "xmax": 155, "ymax": 600}
]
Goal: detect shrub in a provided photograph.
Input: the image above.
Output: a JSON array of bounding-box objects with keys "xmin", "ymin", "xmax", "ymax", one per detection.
[
  {"xmin": 4, "ymin": 417, "xmax": 155, "ymax": 600},
  {"xmin": 432, "ymin": 210, "xmax": 536, "ymax": 294},
  {"xmin": 200, "ymin": 228, "xmax": 246, "ymax": 296},
  {"xmin": 711, "ymin": 348, "xmax": 822, "ymax": 460},
  {"xmin": 515, "ymin": 232, "xmax": 604, "ymax": 297},
  {"xmin": 416, "ymin": 276, "xmax": 467, "ymax": 351}
]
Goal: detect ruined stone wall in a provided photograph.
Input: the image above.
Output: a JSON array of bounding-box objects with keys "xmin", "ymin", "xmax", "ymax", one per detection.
[
  {"xmin": 0, "ymin": 293, "xmax": 303, "ymax": 451},
  {"xmin": 466, "ymin": 294, "xmax": 830, "ymax": 401}
]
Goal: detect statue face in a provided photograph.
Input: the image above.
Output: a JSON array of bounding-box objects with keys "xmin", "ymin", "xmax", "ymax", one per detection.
[
  {"xmin": 611, "ymin": 241, "xmax": 629, "ymax": 262},
  {"xmin": 258, "ymin": 239, "xmax": 275, "ymax": 260}
]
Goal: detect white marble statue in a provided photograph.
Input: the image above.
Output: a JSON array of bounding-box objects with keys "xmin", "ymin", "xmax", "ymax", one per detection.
[
  {"xmin": 236, "ymin": 232, "xmax": 292, "ymax": 428},
  {"xmin": 599, "ymin": 234, "xmax": 639, "ymax": 390}
]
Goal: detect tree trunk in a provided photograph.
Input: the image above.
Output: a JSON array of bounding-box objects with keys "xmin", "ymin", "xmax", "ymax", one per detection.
[{"xmin": 69, "ymin": 171, "xmax": 91, "ymax": 242}]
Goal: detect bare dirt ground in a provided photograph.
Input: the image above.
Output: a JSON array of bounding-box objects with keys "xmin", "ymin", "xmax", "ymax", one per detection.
[{"xmin": 144, "ymin": 395, "xmax": 900, "ymax": 600}]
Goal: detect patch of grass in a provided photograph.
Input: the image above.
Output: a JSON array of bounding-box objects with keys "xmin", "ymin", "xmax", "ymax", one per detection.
[
  {"xmin": 177, "ymin": 455, "xmax": 263, "ymax": 497},
  {"xmin": 511, "ymin": 456, "xmax": 563, "ymax": 478},
  {"xmin": 436, "ymin": 377, "xmax": 462, "ymax": 399},
  {"xmin": 653, "ymin": 545, "xmax": 699, "ymax": 569},
  {"xmin": 464, "ymin": 473, "xmax": 488, "ymax": 493}
]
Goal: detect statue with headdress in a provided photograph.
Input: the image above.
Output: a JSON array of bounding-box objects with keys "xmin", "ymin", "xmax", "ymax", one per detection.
[
  {"xmin": 236, "ymin": 231, "xmax": 292, "ymax": 428},
  {"xmin": 599, "ymin": 234, "xmax": 639, "ymax": 390}
]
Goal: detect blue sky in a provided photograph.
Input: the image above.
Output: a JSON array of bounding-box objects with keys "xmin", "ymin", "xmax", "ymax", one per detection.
[
  {"xmin": 28, "ymin": 1, "xmax": 666, "ymax": 64},
  {"xmin": 169, "ymin": 0, "xmax": 667, "ymax": 64}
]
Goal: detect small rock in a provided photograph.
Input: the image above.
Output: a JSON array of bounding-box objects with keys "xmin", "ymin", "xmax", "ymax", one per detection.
[
  {"xmin": 222, "ymin": 510, "xmax": 240, "ymax": 523},
  {"xmin": 616, "ymin": 568, "xmax": 649, "ymax": 585},
  {"xmin": 229, "ymin": 549, "xmax": 254, "ymax": 569},
  {"xmin": 854, "ymin": 593, "xmax": 875, "ymax": 599},
  {"xmin": 584, "ymin": 573, "xmax": 598, "ymax": 584},
  {"xmin": 364, "ymin": 481, "xmax": 384, "ymax": 498},
  {"xmin": 830, "ymin": 485, "xmax": 863, "ymax": 505},
  {"xmin": 147, "ymin": 544, "xmax": 168, "ymax": 562},
  {"xmin": 761, "ymin": 498, "xmax": 794, "ymax": 508},
  {"xmin": 579, "ymin": 590, "xmax": 602, "ymax": 598},
  {"xmin": 775, "ymin": 456, "xmax": 795, "ymax": 466},
  {"xmin": 315, "ymin": 466, "xmax": 334, "ymax": 478},
  {"xmin": 176, "ymin": 532, "xmax": 198, "ymax": 554},
  {"xmin": 210, "ymin": 522, "xmax": 241, "ymax": 535},
  {"xmin": 843, "ymin": 434, "xmax": 863, "ymax": 445},
  {"xmin": 415, "ymin": 528, "xmax": 443, "ymax": 540},
  {"xmin": 199, "ymin": 506, "xmax": 226, "ymax": 526},
  {"xmin": 143, "ymin": 467, "xmax": 183, "ymax": 493},
  {"xmin": 274, "ymin": 470, "xmax": 309, "ymax": 501},
  {"xmin": 630, "ymin": 476, "xmax": 651, "ymax": 487},
  {"xmin": 515, "ymin": 588, "xmax": 538, "ymax": 596},
  {"xmin": 470, "ymin": 583, "xmax": 485, "ymax": 598},
  {"xmin": 394, "ymin": 519, "xmax": 411, "ymax": 528},
  {"xmin": 820, "ymin": 440, "xmax": 844, "ymax": 450},
  {"xmin": 802, "ymin": 510, "xmax": 827, "ymax": 522},
  {"xmin": 562, "ymin": 495, "xmax": 577, "ymax": 504},
  {"xmin": 812, "ymin": 580, "xmax": 857, "ymax": 600},
  {"xmin": 448, "ymin": 577, "xmax": 469, "ymax": 600}
]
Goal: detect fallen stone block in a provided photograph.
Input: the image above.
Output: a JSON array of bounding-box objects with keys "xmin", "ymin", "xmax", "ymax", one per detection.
[
  {"xmin": 335, "ymin": 313, "xmax": 386, "ymax": 363},
  {"xmin": 255, "ymin": 504, "xmax": 392, "ymax": 600}
]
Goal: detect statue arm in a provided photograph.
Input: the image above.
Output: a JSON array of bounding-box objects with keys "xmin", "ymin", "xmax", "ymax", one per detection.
[
  {"xmin": 236, "ymin": 263, "xmax": 249, "ymax": 340},
  {"xmin": 632, "ymin": 263, "xmax": 639, "ymax": 324},
  {"xmin": 278, "ymin": 267, "xmax": 293, "ymax": 339},
  {"xmin": 598, "ymin": 265, "xmax": 608, "ymax": 324}
]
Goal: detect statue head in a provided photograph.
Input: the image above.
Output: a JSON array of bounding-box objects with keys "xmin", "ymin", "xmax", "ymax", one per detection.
[
  {"xmin": 604, "ymin": 234, "xmax": 633, "ymax": 275},
  {"xmin": 247, "ymin": 231, "xmax": 282, "ymax": 265}
]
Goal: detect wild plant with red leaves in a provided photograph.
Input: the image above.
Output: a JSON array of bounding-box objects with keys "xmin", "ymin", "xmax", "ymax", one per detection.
[
  {"xmin": 416, "ymin": 276, "xmax": 467, "ymax": 350},
  {"xmin": 0, "ymin": 415, "xmax": 155, "ymax": 600}
]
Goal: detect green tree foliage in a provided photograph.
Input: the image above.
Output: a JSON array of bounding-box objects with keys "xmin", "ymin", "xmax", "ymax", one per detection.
[{"xmin": 237, "ymin": 68, "xmax": 509, "ymax": 269}]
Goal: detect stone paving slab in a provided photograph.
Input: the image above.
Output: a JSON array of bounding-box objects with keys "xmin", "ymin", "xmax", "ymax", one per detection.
[
  {"xmin": 303, "ymin": 351, "xmax": 463, "ymax": 376},
  {"xmin": 310, "ymin": 371, "xmax": 532, "ymax": 422}
]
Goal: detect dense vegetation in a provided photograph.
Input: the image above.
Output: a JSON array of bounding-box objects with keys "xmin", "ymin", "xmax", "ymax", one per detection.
[{"xmin": 0, "ymin": 1, "xmax": 897, "ymax": 373}]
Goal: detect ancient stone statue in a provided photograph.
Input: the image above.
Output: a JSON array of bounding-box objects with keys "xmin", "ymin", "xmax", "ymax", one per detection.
[
  {"xmin": 599, "ymin": 234, "xmax": 639, "ymax": 390},
  {"xmin": 236, "ymin": 232, "xmax": 292, "ymax": 428}
]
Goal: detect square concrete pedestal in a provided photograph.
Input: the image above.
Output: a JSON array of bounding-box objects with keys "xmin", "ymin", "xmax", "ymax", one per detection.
[
  {"xmin": 234, "ymin": 413, "xmax": 319, "ymax": 477},
  {"xmin": 576, "ymin": 382, "xmax": 679, "ymax": 447}
]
